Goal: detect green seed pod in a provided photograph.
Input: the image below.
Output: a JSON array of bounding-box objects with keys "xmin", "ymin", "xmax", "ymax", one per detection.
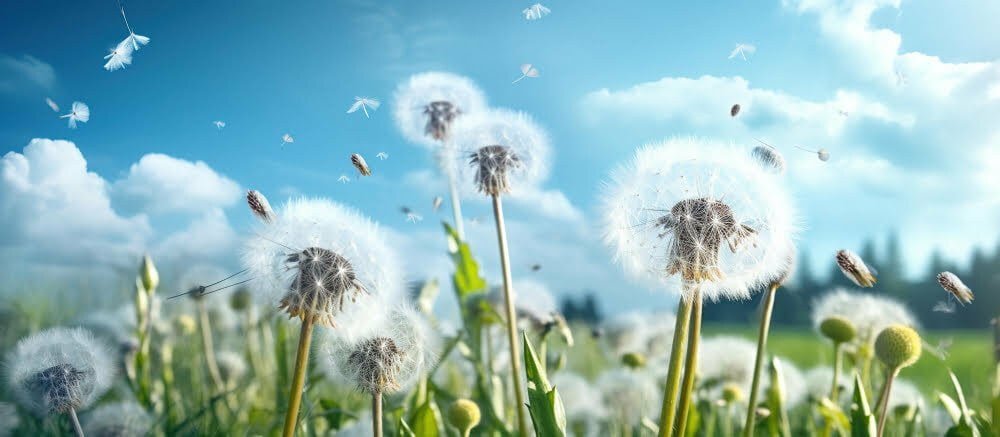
[
  {"xmin": 139, "ymin": 254, "xmax": 159, "ymax": 292},
  {"xmin": 621, "ymin": 352, "xmax": 647, "ymax": 369},
  {"xmin": 874, "ymin": 324, "xmax": 922, "ymax": 370},
  {"xmin": 722, "ymin": 382, "xmax": 744, "ymax": 404},
  {"xmin": 447, "ymin": 399, "xmax": 481, "ymax": 435},
  {"xmin": 230, "ymin": 287, "xmax": 252, "ymax": 312},
  {"xmin": 819, "ymin": 316, "xmax": 856, "ymax": 344}
]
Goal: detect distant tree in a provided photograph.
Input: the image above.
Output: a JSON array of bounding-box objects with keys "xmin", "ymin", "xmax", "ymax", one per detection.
[{"xmin": 880, "ymin": 232, "xmax": 906, "ymax": 298}]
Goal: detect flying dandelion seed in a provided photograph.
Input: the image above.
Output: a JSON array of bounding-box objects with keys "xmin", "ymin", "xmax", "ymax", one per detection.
[
  {"xmin": 792, "ymin": 144, "xmax": 830, "ymax": 161},
  {"xmin": 751, "ymin": 139, "xmax": 786, "ymax": 174},
  {"xmin": 932, "ymin": 300, "xmax": 956, "ymax": 314},
  {"xmin": 728, "ymin": 43, "xmax": 756, "ymax": 61},
  {"xmin": 351, "ymin": 153, "xmax": 372, "ymax": 176},
  {"xmin": 937, "ymin": 271, "xmax": 974, "ymax": 305},
  {"xmin": 730, "ymin": 104, "xmax": 741, "ymax": 117},
  {"xmin": 280, "ymin": 133, "xmax": 294, "ymax": 147},
  {"xmin": 512, "ymin": 64, "xmax": 540, "ymax": 83},
  {"xmin": 103, "ymin": 1, "xmax": 149, "ymax": 71},
  {"xmin": 835, "ymin": 249, "xmax": 877, "ymax": 288},
  {"xmin": 338, "ymin": 174, "xmax": 350, "ymax": 183},
  {"xmin": 522, "ymin": 3, "xmax": 551, "ymax": 20},
  {"xmin": 348, "ymin": 97, "xmax": 380, "ymax": 118},
  {"xmin": 406, "ymin": 212, "xmax": 423, "ymax": 223},
  {"xmin": 213, "ymin": 120, "xmax": 226, "ymax": 130},
  {"xmin": 45, "ymin": 98, "xmax": 59, "ymax": 112},
  {"xmin": 837, "ymin": 109, "xmax": 849, "ymax": 117},
  {"xmin": 376, "ymin": 152, "xmax": 388, "ymax": 160},
  {"xmin": 60, "ymin": 102, "xmax": 90, "ymax": 129},
  {"xmin": 432, "ymin": 196, "xmax": 443, "ymax": 212},
  {"xmin": 531, "ymin": 263, "xmax": 542, "ymax": 272}
]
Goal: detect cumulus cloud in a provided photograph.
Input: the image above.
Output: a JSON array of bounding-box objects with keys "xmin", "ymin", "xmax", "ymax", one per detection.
[
  {"xmin": 112, "ymin": 153, "xmax": 242, "ymax": 215},
  {"xmin": 0, "ymin": 54, "xmax": 56, "ymax": 93}
]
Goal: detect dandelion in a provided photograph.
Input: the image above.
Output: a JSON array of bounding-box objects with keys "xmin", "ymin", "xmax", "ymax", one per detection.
[
  {"xmin": 818, "ymin": 316, "xmax": 856, "ymax": 402},
  {"xmin": 393, "ymin": 71, "xmax": 487, "ymax": 238},
  {"xmin": 522, "ymin": 3, "xmax": 551, "ymax": 20},
  {"xmin": 103, "ymin": 43, "xmax": 133, "ymax": 71},
  {"xmin": 321, "ymin": 305, "xmax": 439, "ymax": 437},
  {"xmin": 247, "ymin": 189, "xmax": 276, "ymax": 224},
  {"xmin": 873, "ymin": 325, "xmax": 922, "ymax": 436},
  {"xmin": 598, "ymin": 369, "xmax": 660, "ymax": 430},
  {"xmin": 602, "ymin": 137, "xmax": 796, "ymax": 437},
  {"xmin": 0, "ymin": 402, "xmax": 20, "ymax": 437},
  {"xmin": 81, "ymin": 401, "xmax": 152, "ymax": 437},
  {"xmin": 450, "ymin": 108, "xmax": 551, "ymax": 436},
  {"xmin": 447, "ymin": 399, "xmax": 481, "ymax": 437},
  {"xmin": 729, "ymin": 43, "xmax": 756, "ymax": 61},
  {"xmin": 347, "ymin": 97, "xmax": 380, "ymax": 118},
  {"xmin": 937, "ymin": 271, "xmax": 974, "ymax": 304},
  {"xmin": 6, "ymin": 327, "xmax": 114, "ymax": 436},
  {"xmin": 243, "ymin": 197, "xmax": 403, "ymax": 437},
  {"xmin": 351, "ymin": 153, "xmax": 372, "ymax": 176},
  {"xmin": 698, "ymin": 336, "xmax": 757, "ymax": 397},
  {"xmin": 60, "ymin": 102, "xmax": 90, "ymax": 129},
  {"xmin": 512, "ymin": 64, "xmax": 540, "ymax": 83},
  {"xmin": 836, "ymin": 249, "xmax": 877, "ymax": 287},
  {"xmin": 45, "ymin": 98, "xmax": 59, "ymax": 112},
  {"xmin": 552, "ymin": 372, "xmax": 606, "ymax": 436},
  {"xmin": 216, "ymin": 350, "xmax": 249, "ymax": 385}
]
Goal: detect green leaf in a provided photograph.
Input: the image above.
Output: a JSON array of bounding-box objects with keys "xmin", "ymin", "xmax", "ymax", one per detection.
[
  {"xmin": 940, "ymin": 393, "xmax": 963, "ymax": 425},
  {"xmin": 766, "ymin": 357, "xmax": 792, "ymax": 437},
  {"xmin": 850, "ymin": 374, "xmax": 877, "ymax": 437},
  {"xmin": 443, "ymin": 222, "xmax": 487, "ymax": 302},
  {"xmin": 318, "ymin": 398, "xmax": 352, "ymax": 430},
  {"xmin": 412, "ymin": 399, "xmax": 442, "ymax": 437},
  {"xmin": 945, "ymin": 422, "xmax": 977, "ymax": 437},
  {"xmin": 523, "ymin": 333, "xmax": 567, "ymax": 437}
]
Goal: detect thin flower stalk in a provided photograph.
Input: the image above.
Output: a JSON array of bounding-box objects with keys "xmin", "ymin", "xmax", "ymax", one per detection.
[
  {"xmin": 673, "ymin": 288, "xmax": 703, "ymax": 437},
  {"xmin": 282, "ymin": 318, "xmax": 314, "ymax": 437},
  {"xmin": 656, "ymin": 297, "xmax": 692, "ymax": 437},
  {"xmin": 373, "ymin": 390, "xmax": 383, "ymax": 437},
  {"xmin": 743, "ymin": 282, "xmax": 780, "ymax": 436},
  {"xmin": 491, "ymin": 194, "xmax": 529, "ymax": 436}
]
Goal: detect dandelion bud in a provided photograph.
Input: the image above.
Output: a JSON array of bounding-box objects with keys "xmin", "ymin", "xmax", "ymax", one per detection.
[
  {"xmin": 936, "ymin": 271, "xmax": 974, "ymax": 304},
  {"xmin": 722, "ymin": 383, "xmax": 743, "ymax": 404},
  {"xmin": 6, "ymin": 328, "xmax": 113, "ymax": 416},
  {"xmin": 229, "ymin": 287, "xmax": 252, "ymax": 312},
  {"xmin": 835, "ymin": 249, "xmax": 877, "ymax": 288},
  {"xmin": 621, "ymin": 352, "xmax": 646, "ymax": 369},
  {"xmin": 470, "ymin": 145, "xmax": 521, "ymax": 196},
  {"xmin": 819, "ymin": 316, "xmax": 856, "ymax": 344},
  {"xmin": 874, "ymin": 325, "xmax": 921, "ymax": 370},
  {"xmin": 139, "ymin": 254, "xmax": 158, "ymax": 292},
  {"xmin": 447, "ymin": 399, "xmax": 481, "ymax": 435},
  {"xmin": 246, "ymin": 190, "xmax": 275, "ymax": 224}
]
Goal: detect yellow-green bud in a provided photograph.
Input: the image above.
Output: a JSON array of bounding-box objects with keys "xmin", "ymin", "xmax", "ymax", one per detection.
[
  {"xmin": 874, "ymin": 324, "xmax": 921, "ymax": 370},
  {"xmin": 819, "ymin": 316, "xmax": 856, "ymax": 344},
  {"xmin": 174, "ymin": 315, "xmax": 197, "ymax": 335},
  {"xmin": 230, "ymin": 287, "xmax": 252, "ymax": 311},
  {"xmin": 621, "ymin": 352, "xmax": 646, "ymax": 369},
  {"xmin": 447, "ymin": 399, "xmax": 481, "ymax": 435},
  {"xmin": 722, "ymin": 383, "xmax": 743, "ymax": 404},
  {"xmin": 140, "ymin": 254, "xmax": 159, "ymax": 292}
]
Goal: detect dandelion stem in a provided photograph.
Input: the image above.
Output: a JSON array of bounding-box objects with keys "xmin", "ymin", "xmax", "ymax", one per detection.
[
  {"xmin": 743, "ymin": 282, "xmax": 779, "ymax": 437},
  {"xmin": 875, "ymin": 368, "xmax": 898, "ymax": 437},
  {"xmin": 197, "ymin": 301, "xmax": 225, "ymax": 391},
  {"xmin": 373, "ymin": 390, "xmax": 383, "ymax": 437},
  {"xmin": 68, "ymin": 407, "xmax": 84, "ymax": 437},
  {"xmin": 445, "ymin": 157, "xmax": 466, "ymax": 240},
  {"xmin": 282, "ymin": 318, "xmax": 315, "ymax": 437},
  {"xmin": 830, "ymin": 342, "xmax": 843, "ymax": 402},
  {"xmin": 656, "ymin": 292, "xmax": 693, "ymax": 437},
  {"xmin": 490, "ymin": 194, "xmax": 528, "ymax": 437},
  {"xmin": 674, "ymin": 288, "xmax": 703, "ymax": 437}
]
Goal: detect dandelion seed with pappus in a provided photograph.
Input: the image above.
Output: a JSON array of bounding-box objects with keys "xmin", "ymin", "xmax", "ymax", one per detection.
[
  {"xmin": 244, "ymin": 197, "xmax": 404, "ymax": 437},
  {"xmin": 602, "ymin": 138, "xmax": 797, "ymax": 437},
  {"xmin": 6, "ymin": 327, "xmax": 114, "ymax": 437}
]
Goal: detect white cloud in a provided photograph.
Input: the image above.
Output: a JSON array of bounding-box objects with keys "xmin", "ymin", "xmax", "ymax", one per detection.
[
  {"xmin": 155, "ymin": 208, "xmax": 239, "ymax": 265},
  {"xmin": 112, "ymin": 153, "xmax": 242, "ymax": 215},
  {"xmin": 0, "ymin": 54, "xmax": 56, "ymax": 93}
]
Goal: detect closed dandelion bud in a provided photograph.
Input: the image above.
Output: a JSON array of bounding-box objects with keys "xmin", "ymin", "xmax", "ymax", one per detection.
[
  {"xmin": 139, "ymin": 254, "xmax": 159, "ymax": 292},
  {"xmin": 6, "ymin": 328, "xmax": 114, "ymax": 416},
  {"xmin": 229, "ymin": 287, "xmax": 252, "ymax": 312},
  {"xmin": 82, "ymin": 401, "xmax": 152, "ymax": 437},
  {"xmin": 173, "ymin": 315, "xmax": 196, "ymax": 335},
  {"xmin": 621, "ymin": 352, "xmax": 646, "ymax": 369},
  {"xmin": 875, "ymin": 325, "xmax": 921, "ymax": 370},
  {"xmin": 819, "ymin": 316, "xmax": 856, "ymax": 344},
  {"xmin": 812, "ymin": 288, "xmax": 917, "ymax": 344},
  {"xmin": 447, "ymin": 399, "xmax": 481, "ymax": 435},
  {"xmin": 722, "ymin": 383, "xmax": 743, "ymax": 404}
]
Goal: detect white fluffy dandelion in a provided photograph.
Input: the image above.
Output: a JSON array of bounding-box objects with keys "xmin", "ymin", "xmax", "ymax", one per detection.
[
  {"xmin": 804, "ymin": 366, "xmax": 849, "ymax": 403},
  {"xmin": 60, "ymin": 102, "xmax": 90, "ymax": 129},
  {"xmin": 6, "ymin": 328, "xmax": 114, "ymax": 419},
  {"xmin": 81, "ymin": 401, "xmax": 152, "ymax": 437},
  {"xmin": 597, "ymin": 369, "xmax": 660, "ymax": 427},
  {"xmin": 280, "ymin": 133, "xmax": 294, "ymax": 147},
  {"xmin": 103, "ymin": 43, "xmax": 133, "ymax": 71},
  {"xmin": 884, "ymin": 378, "xmax": 925, "ymax": 412},
  {"xmin": 242, "ymin": 197, "xmax": 404, "ymax": 327},
  {"xmin": 698, "ymin": 336, "xmax": 757, "ymax": 397},
  {"xmin": 551, "ymin": 372, "xmax": 605, "ymax": 436},
  {"xmin": 450, "ymin": 108, "xmax": 551, "ymax": 197},
  {"xmin": 213, "ymin": 120, "xmax": 226, "ymax": 130},
  {"xmin": 216, "ymin": 350, "xmax": 249, "ymax": 384},
  {"xmin": 602, "ymin": 137, "xmax": 797, "ymax": 301},
  {"xmin": 812, "ymin": 288, "xmax": 918, "ymax": 343},
  {"xmin": 393, "ymin": 71, "xmax": 487, "ymax": 148}
]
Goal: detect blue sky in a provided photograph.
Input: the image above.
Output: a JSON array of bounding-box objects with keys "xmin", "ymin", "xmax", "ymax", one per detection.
[{"xmin": 2, "ymin": 0, "xmax": 999, "ymax": 315}]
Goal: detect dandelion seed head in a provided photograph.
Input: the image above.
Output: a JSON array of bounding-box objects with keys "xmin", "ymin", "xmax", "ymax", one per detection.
[
  {"xmin": 452, "ymin": 108, "xmax": 551, "ymax": 196},
  {"xmin": 597, "ymin": 369, "xmax": 660, "ymax": 426},
  {"xmin": 243, "ymin": 198, "xmax": 404, "ymax": 329},
  {"xmin": 804, "ymin": 366, "xmax": 848, "ymax": 403},
  {"xmin": 6, "ymin": 327, "xmax": 114, "ymax": 416},
  {"xmin": 602, "ymin": 138, "xmax": 798, "ymax": 301},
  {"xmin": 216, "ymin": 350, "xmax": 248, "ymax": 384},
  {"xmin": 812, "ymin": 288, "xmax": 918, "ymax": 344},
  {"xmin": 393, "ymin": 72, "xmax": 487, "ymax": 147},
  {"xmin": 698, "ymin": 336, "xmax": 756, "ymax": 397},
  {"xmin": 552, "ymin": 372, "xmax": 606, "ymax": 432},
  {"xmin": 875, "ymin": 324, "xmax": 922, "ymax": 370},
  {"xmin": 321, "ymin": 304, "xmax": 439, "ymax": 395},
  {"xmin": 81, "ymin": 401, "xmax": 152, "ymax": 437}
]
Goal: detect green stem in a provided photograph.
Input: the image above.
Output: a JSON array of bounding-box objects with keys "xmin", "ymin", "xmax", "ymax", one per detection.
[
  {"xmin": 743, "ymin": 283, "xmax": 779, "ymax": 436},
  {"xmin": 674, "ymin": 288, "xmax": 704, "ymax": 437},
  {"xmin": 281, "ymin": 318, "xmax": 315, "ymax": 437},
  {"xmin": 875, "ymin": 368, "xmax": 898, "ymax": 437},
  {"xmin": 68, "ymin": 407, "xmax": 84, "ymax": 437},
  {"xmin": 373, "ymin": 390, "xmax": 383, "ymax": 437},
  {"xmin": 656, "ymin": 294, "xmax": 694, "ymax": 437},
  {"xmin": 446, "ymin": 157, "xmax": 466, "ymax": 240},
  {"xmin": 197, "ymin": 300, "xmax": 225, "ymax": 391},
  {"xmin": 830, "ymin": 342, "xmax": 843, "ymax": 403},
  {"xmin": 490, "ymin": 194, "xmax": 528, "ymax": 437}
]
